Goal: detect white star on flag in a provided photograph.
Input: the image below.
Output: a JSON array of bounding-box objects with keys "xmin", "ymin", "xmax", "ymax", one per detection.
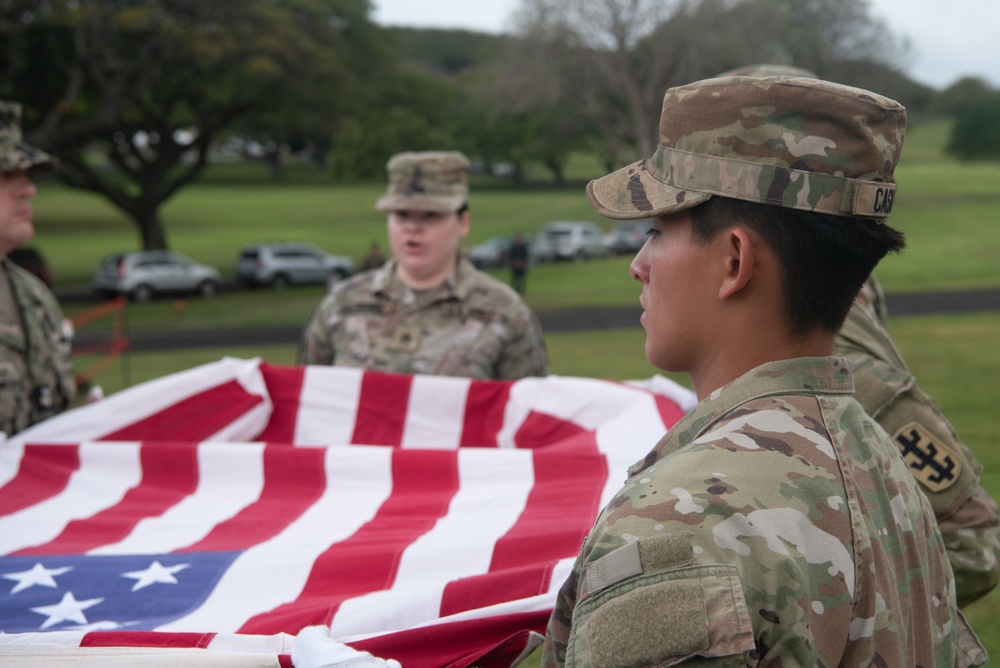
[
  {"xmin": 121, "ymin": 561, "xmax": 190, "ymax": 591},
  {"xmin": 3, "ymin": 563, "xmax": 73, "ymax": 594},
  {"xmin": 30, "ymin": 591, "xmax": 104, "ymax": 630}
]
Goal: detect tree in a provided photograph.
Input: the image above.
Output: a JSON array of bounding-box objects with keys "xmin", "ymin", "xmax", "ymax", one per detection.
[
  {"xmin": 501, "ymin": 0, "xmax": 907, "ymax": 168},
  {"xmin": 931, "ymin": 76, "xmax": 994, "ymax": 116},
  {"xmin": 0, "ymin": 0, "xmax": 383, "ymax": 250},
  {"xmin": 946, "ymin": 91, "xmax": 1000, "ymax": 162}
]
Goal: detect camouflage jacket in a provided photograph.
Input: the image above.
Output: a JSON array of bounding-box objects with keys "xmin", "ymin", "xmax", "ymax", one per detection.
[
  {"xmin": 298, "ymin": 257, "xmax": 548, "ymax": 379},
  {"xmin": 836, "ymin": 278, "xmax": 999, "ymax": 606},
  {"xmin": 0, "ymin": 258, "xmax": 76, "ymax": 437},
  {"xmin": 542, "ymin": 357, "xmax": 987, "ymax": 667}
]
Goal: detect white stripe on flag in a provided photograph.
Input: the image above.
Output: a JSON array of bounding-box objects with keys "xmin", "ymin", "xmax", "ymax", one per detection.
[
  {"xmin": 156, "ymin": 446, "xmax": 394, "ymax": 633},
  {"xmin": 593, "ymin": 392, "xmax": 672, "ymax": 508},
  {"xmin": 89, "ymin": 442, "xmax": 267, "ymax": 555},
  {"xmin": 0, "ymin": 442, "xmax": 142, "ymax": 553},
  {"xmin": 294, "ymin": 367, "xmax": 363, "ymax": 445},
  {"xmin": 0, "ymin": 439, "xmax": 24, "ymax": 489},
  {"xmin": 6, "ymin": 358, "xmax": 267, "ymax": 446},
  {"xmin": 329, "ymin": 447, "xmax": 535, "ymax": 636},
  {"xmin": 400, "ymin": 375, "xmax": 471, "ymax": 449}
]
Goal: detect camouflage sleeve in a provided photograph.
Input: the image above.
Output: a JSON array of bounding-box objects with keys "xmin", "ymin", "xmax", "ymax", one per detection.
[
  {"xmin": 542, "ymin": 535, "xmax": 755, "ymax": 668},
  {"xmin": 494, "ymin": 306, "xmax": 549, "ymax": 379},
  {"xmin": 940, "ymin": 486, "xmax": 1000, "ymax": 607},
  {"xmin": 838, "ymin": 288, "xmax": 1000, "ymax": 606},
  {"xmin": 297, "ymin": 297, "xmax": 336, "ymax": 365},
  {"xmin": 856, "ymin": 370, "xmax": 999, "ymax": 605}
]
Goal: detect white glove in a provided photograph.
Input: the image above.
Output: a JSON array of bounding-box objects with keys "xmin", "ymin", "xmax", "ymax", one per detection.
[{"xmin": 292, "ymin": 626, "xmax": 402, "ymax": 668}]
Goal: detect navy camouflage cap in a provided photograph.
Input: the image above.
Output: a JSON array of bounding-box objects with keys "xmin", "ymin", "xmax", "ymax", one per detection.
[
  {"xmin": 587, "ymin": 76, "xmax": 906, "ymax": 221},
  {"xmin": 0, "ymin": 101, "xmax": 56, "ymax": 172},
  {"xmin": 375, "ymin": 151, "xmax": 470, "ymax": 212}
]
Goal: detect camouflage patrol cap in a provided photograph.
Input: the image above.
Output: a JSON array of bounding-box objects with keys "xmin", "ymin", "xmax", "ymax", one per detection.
[
  {"xmin": 587, "ymin": 76, "xmax": 906, "ymax": 221},
  {"xmin": 0, "ymin": 101, "xmax": 56, "ymax": 172},
  {"xmin": 375, "ymin": 151, "xmax": 470, "ymax": 212},
  {"xmin": 715, "ymin": 63, "xmax": 818, "ymax": 78}
]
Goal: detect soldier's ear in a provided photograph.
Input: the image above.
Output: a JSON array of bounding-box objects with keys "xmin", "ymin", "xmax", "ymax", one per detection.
[
  {"xmin": 457, "ymin": 210, "xmax": 471, "ymax": 237},
  {"xmin": 718, "ymin": 227, "xmax": 755, "ymax": 300}
]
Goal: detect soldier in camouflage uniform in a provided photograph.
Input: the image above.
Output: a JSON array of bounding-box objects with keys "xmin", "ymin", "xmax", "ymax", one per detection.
[
  {"xmin": 839, "ymin": 275, "xmax": 1000, "ymax": 606},
  {"xmin": 299, "ymin": 151, "xmax": 548, "ymax": 379},
  {"xmin": 724, "ymin": 64, "xmax": 1000, "ymax": 608},
  {"xmin": 0, "ymin": 101, "xmax": 76, "ymax": 437},
  {"xmin": 542, "ymin": 77, "xmax": 987, "ymax": 666}
]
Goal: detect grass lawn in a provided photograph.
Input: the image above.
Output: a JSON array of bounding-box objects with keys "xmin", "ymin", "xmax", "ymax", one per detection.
[{"xmin": 27, "ymin": 116, "xmax": 1000, "ymax": 303}]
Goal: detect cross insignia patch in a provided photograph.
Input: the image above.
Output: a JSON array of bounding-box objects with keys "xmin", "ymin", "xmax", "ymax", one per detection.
[{"xmin": 893, "ymin": 421, "xmax": 962, "ymax": 493}]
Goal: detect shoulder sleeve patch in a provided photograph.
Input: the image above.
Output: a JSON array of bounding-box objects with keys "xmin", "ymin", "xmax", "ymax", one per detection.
[
  {"xmin": 569, "ymin": 564, "xmax": 754, "ymax": 668},
  {"xmin": 893, "ymin": 421, "xmax": 963, "ymax": 493}
]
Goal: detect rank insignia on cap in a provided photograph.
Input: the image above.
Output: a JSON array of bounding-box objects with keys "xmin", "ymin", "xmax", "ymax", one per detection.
[
  {"xmin": 893, "ymin": 421, "xmax": 962, "ymax": 493},
  {"xmin": 407, "ymin": 166, "xmax": 425, "ymax": 195}
]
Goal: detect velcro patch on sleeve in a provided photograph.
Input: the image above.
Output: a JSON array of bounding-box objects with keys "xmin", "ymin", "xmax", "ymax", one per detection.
[
  {"xmin": 586, "ymin": 540, "xmax": 643, "ymax": 595},
  {"xmin": 893, "ymin": 421, "xmax": 963, "ymax": 492},
  {"xmin": 570, "ymin": 565, "xmax": 755, "ymax": 668}
]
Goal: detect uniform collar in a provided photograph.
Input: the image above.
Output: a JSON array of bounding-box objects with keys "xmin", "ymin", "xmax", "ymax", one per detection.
[
  {"xmin": 372, "ymin": 256, "xmax": 474, "ymax": 302},
  {"xmin": 628, "ymin": 356, "xmax": 855, "ymax": 478}
]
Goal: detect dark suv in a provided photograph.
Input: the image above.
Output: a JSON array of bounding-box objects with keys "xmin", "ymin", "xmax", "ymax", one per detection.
[{"xmin": 235, "ymin": 242, "xmax": 355, "ymax": 289}]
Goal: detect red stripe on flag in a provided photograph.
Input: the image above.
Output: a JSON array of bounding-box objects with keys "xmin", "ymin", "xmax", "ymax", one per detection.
[
  {"xmin": 238, "ymin": 448, "xmax": 460, "ymax": 634},
  {"xmin": 653, "ymin": 393, "xmax": 687, "ymax": 427},
  {"xmin": 352, "ymin": 610, "xmax": 549, "ymax": 668},
  {"xmin": 489, "ymin": 433, "xmax": 606, "ymax": 566},
  {"xmin": 441, "ymin": 429, "xmax": 607, "ymax": 616},
  {"xmin": 101, "ymin": 380, "xmax": 264, "ymax": 442},
  {"xmin": 459, "ymin": 379, "xmax": 513, "ymax": 448},
  {"xmin": 0, "ymin": 444, "xmax": 79, "ymax": 515},
  {"xmin": 81, "ymin": 631, "xmax": 213, "ymax": 649},
  {"xmin": 512, "ymin": 409, "xmax": 589, "ymax": 450},
  {"xmin": 350, "ymin": 371, "xmax": 413, "ymax": 446},
  {"xmin": 15, "ymin": 442, "xmax": 199, "ymax": 555},
  {"xmin": 180, "ymin": 445, "xmax": 328, "ymax": 552},
  {"xmin": 440, "ymin": 564, "xmax": 553, "ymax": 619},
  {"xmin": 256, "ymin": 364, "xmax": 307, "ymax": 443}
]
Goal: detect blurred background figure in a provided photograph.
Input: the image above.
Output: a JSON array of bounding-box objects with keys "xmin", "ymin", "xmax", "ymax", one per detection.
[
  {"xmin": 299, "ymin": 151, "xmax": 548, "ymax": 379},
  {"xmin": 360, "ymin": 240, "xmax": 386, "ymax": 271},
  {"xmin": 508, "ymin": 232, "xmax": 529, "ymax": 295},
  {"xmin": 0, "ymin": 100, "xmax": 76, "ymax": 437}
]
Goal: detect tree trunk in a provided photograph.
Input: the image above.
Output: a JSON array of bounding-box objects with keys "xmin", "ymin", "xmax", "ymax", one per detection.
[
  {"xmin": 136, "ymin": 210, "xmax": 169, "ymax": 251},
  {"xmin": 546, "ymin": 159, "xmax": 565, "ymax": 186}
]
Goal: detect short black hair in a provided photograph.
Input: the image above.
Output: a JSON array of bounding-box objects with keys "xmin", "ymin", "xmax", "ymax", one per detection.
[
  {"xmin": 457, "ymin": 203, "xmax": 469, "ymax": 216},
  {"xmin": 689, "ymin": 197, "xmax": 906, "ymax": 336}
]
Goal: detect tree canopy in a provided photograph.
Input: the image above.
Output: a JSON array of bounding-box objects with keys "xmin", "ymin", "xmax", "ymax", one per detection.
[
  {"xmin": 1, "ymin": 0, "xmax": 387, "ymax": 249},
  {"xmin": 0, "ymin": 0, "xmax": 941, "ymax": 251}
]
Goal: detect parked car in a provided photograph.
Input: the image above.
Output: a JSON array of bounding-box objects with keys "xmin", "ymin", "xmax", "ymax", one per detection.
[
  {"xmin": 235, "ymin": 242, "xmax": 355, "ymax": 289},
  {"xmin": 532, "ymin": 221, "xmax": 611, "ymax": 262},
  {"xmin": 606, "ymin": 220, "xmax": 651, "ymax": 255},
  {"xmin": 93, "ymin": 251, "xmax": 222, "ymax": 302},
  {"xmin": 467, "ymin": 236, "xmax": 513, "ymax": 269}
]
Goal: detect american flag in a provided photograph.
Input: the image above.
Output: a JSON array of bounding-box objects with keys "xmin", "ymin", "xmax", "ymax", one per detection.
[{"xmin": 0, "ymin": 358, "xmax": 695, "ymax": 666}]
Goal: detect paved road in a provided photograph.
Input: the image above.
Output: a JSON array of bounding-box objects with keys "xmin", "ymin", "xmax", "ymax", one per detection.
[{"xmin": 69, "ymin": 287, "xmax": 1000, "ymax": 353}]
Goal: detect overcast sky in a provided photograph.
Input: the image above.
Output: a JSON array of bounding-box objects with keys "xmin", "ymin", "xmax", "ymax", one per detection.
[{"xmin": 370, "ymin": 0, "xmax": 1000, "ymax": 90}]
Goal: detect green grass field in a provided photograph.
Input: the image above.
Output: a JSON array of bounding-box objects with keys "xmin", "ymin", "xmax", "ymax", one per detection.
[{"xmin": 23, "ymin": 115, "xmax": 1000, "ymax": 655}]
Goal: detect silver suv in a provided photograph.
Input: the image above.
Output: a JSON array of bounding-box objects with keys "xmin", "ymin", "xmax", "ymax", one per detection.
[
  {"xmin": 532, "ymin": 221, "xmax": 611, "ymax": 262},
  {"xmin": 93, "ymin": 251, "xmax": 222, "ymax": 302},
  {"xmin": 235, "ymin": 242, "xmax": 355, "ymax": 289}
]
